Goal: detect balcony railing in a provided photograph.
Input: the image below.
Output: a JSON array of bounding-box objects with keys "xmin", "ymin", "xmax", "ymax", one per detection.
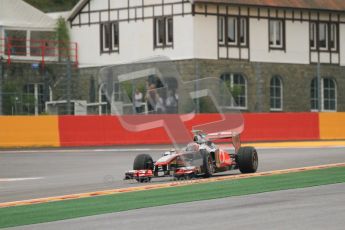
[{"xmin": 0, "ymin": 37, "xmax": 78, "ymax": 67}]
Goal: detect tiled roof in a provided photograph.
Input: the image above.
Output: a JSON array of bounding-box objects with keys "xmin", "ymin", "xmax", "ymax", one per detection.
[{"xmin": 192, "ymin": 0, "xmax": 345, "ymax": 12}]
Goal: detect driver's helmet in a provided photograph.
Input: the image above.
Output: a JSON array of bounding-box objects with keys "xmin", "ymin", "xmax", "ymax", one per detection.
[{"xmin": 193, "ymin": 134, "xmax": 206, "ymax": 144}]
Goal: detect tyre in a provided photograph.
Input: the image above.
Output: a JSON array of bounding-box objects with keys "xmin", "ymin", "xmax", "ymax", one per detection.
[
  {"xmin": 201, "ymin": 149, "xmax": 215, "ymax": 178},
  {"xmin": 137, "ymin": 177, "xmax": 151, "ymax": 183},
  {"xmin": 237, "ymin": 146, "xmax": 258, "ymax": 173},
  {"xmin": 133, "ymin": 154, "xmax": 154, "ymax": 170}
]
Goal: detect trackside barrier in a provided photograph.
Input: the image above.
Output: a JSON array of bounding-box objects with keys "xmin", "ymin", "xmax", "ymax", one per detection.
[
  {"xmin": 58, "ymin": 113, "xmax": 320, "ymax": 147},
  {"xmin": 0, "ymin": 116, "xmax": 60, "ymax": 147},
  {"xmin": 319, "ymin": 112, "xmax": 345, "ymax": 140},
  {"xmin": 0, "ymin": 113, "xmax": 344, "ymax": 148},
  {"xmin": 58, "ymin": 114, "xmax": 225, "ymax": 146},
  {"xmin": 241, "ymin": 113, "xmax": 320, "ymax": 142}
]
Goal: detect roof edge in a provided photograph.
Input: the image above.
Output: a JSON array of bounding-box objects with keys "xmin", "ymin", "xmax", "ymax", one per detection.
[
  {"xmin": 193, "ymin": 0, "xmax": 345, "ymax": 13},
  {"xmin": 67, "ymin": 0, "xmax": 89, "ymax": 22}
]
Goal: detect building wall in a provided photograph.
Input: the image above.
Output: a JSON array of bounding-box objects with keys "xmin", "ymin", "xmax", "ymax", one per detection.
[
  {"xmin": 67, "ymin": 1, "xmax": 345, "ymax": 113},
  {"xmin": 70, "ymin": 0, "xmax": 194, "ymax": 67},
  {"xmin": 71, "ymin": 15, "xmax": 195, "ymax": 67},
  {"xmin": 193, "ymin": 15, "xmax": 217, "ymax": 59},
  {"xmin": 249, "ymin": 19, "xmax": 310, "ymax": 64},
  {"xmin": 78, "ymin": 59, "xmax": 345, "ymax": 113},
  {"xmin": 167, "ymin": 59, "xmax": 345, "ymax": 112}
]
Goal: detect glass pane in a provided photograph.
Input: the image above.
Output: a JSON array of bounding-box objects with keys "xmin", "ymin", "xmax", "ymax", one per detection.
[
  {"xmin": 330, "ymin": 24, "xmax": 337, "ymax": 50},
  {"xmin": 156, "ymin": 18, "xmax": 165, "ymax": 45},
  {"xmin": 30, "ymin": 31, "xmax": 56, "ymax": 57},
  {"xmin": 113, "ymin": 23, "xmax": 119, "ymax": 48},
  {"xmin": 103, "ymin": 24, "xmax": 111, "ymax": 49},
  {"xmin": 310, "ymin": 23, "xmax": 316, "ymax": 48},
  {"xmin": 269, "ymin": 21, "xmax": 274, "ymax": 45},
  {"xmin": 276, "ymin": 21, "xmax": 281, "ymax": 45},
  {"xmin": 311, "ymin": 79, "xmax": 318, "ymax": 110},
  {"xmin": 167, "ymin": 18, "xmax": 173, "ymax": 44},
  {"xmin": 227, "ymin": 17, "xmax": 237, "ymax": 43},
  {"xmin": 5, "ymin": 30, "xmax": 27, "ymax": 56},
  {"xmin": 218, "ymin": 17, "xmax": 225, "ymax": 43},
  {"xmin": 319, "ymin": 23, "xmax": 327, "ymax": 49},
  {"xmin": 240, "ymin": 18, "xmax": 246, "ymax": 45}
]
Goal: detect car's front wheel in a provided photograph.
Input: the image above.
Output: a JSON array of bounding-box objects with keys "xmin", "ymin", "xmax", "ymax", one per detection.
[
  {"xmin": 133, "ymin": 154, "xmax": 154, "ymax": 170},
  {"xmin": 133, "ymin": 154, "xmax": 154, "ymax": 183}
]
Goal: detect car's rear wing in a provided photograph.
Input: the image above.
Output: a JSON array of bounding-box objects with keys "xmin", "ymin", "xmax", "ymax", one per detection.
[{"xmin": 193, "ymin": 130, "xmax": 241, "ymax": 154}]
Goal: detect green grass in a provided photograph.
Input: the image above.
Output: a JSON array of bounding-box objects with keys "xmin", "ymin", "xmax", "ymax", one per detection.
[{"xmin": 1, "ymin": 166, "xmax": 345, "ymax": 228}]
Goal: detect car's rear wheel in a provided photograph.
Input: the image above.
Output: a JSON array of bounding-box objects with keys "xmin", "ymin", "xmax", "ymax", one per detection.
[
  {"xmin": 237, "ymin": 146, "xmax": 258, "ymax": 173},
  {"xmin": 133, "ymin": 154, "xmax": 154, "ymax": 182},
  {"xmin": 201, "ymin": 150, "xmax": 215, "ymax": 178}
]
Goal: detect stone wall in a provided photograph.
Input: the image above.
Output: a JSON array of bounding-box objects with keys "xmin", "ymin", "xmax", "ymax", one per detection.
[
  {"xmin": 172, "ymin": 59, "xmax": 345, "ymax": 112},
  {"xmin": 1, "ymin": 59, "xmax": 344, "ymax": 114}
]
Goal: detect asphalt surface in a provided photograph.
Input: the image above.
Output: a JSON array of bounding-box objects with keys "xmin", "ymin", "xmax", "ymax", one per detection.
[
  {"xmin": 7, "ymin": 182, "xmax": 345, "ymax": 230},
  {"xmin": 1, "ymin": 146, "xmax": 345, "ymax": 203}
]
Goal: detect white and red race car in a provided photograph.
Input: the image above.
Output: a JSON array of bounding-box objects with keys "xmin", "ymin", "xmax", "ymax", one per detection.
[{"xmin": 124, "ymin": 130, "xmax": 258, "ymax": 182}]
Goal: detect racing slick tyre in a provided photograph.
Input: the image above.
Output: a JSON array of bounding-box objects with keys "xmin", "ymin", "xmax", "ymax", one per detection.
[
  {"xmin": 201, "ymin": 149, "xmax": 215, "ymax": 178},
  {"xmin": 133, "ymin": 154, "xmax": 154, "ymax": 170},
  {"xmin": 133, "ymin": 154, "xmax": 154, "ymax": 183},
  {"xmin": 237, "ymin": 146, "xmax": 258, "ymax": 173}
]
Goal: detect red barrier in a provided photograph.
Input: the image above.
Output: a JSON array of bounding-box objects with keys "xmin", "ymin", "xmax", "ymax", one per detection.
[
  {"xmin": 58, "ymin": 113, "xmax": 320, "ymax": 147},
  {"xmin": 58, "ymin": 114, "xmax": 231, "ymax": 146},
  {"xmin": 241, "ymin": 113, "xmax": 320, "ymax": 142},
  {"xmin": 59, "ymin": 116, "xmax": 169, "ymax": 146}
]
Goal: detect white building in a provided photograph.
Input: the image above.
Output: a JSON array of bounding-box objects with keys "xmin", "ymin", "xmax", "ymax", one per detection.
[
  {"xmin": 68, "ymin": 0, "xmax": 345, "ymax": 67},
  {"xmin": 67, "ymin": 0, "xmax": 345, "ymax": 112}
]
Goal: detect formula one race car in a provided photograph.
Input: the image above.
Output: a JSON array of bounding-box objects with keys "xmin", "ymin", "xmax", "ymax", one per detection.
[{"xmin": 124, "ymin": 130, "xmax": 258, "ymax": 182}]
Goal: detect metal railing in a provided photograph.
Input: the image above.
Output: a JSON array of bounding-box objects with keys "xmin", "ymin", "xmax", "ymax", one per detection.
[{"xmin": 0, "ymin": 37, "xmax": 78, "ymax": 67}]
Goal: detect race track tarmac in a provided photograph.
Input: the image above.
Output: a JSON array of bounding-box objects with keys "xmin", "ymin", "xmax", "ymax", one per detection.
[
  {"xmin": 1, "ymin": 145, "xmax": 345, "ymax": 203},
  {"xmin": 8, "ymin": 183, "xmax": 345, "ymax": 230}
]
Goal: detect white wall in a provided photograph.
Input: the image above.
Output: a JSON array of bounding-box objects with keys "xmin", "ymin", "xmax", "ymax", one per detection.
[
  {"xmin": 340, "ymin": 24, "xmax": 345, "ymax": 66},
  {"xmin": 249, "ymin": 19, "xmax": 309, "ymax": 64},
  {"xmin": 71, "ymin": 15, "xmax": 195, "ymax": 67},
  {"xmin": 193, "ymin": 15, "xmax": 217, "ymax": 59}
]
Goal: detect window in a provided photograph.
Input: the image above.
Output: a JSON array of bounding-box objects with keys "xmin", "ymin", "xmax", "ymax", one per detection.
[
  {"xmin": 218, "ymin": 16, "xmax": 248, "ymax": 47},
  {"xmin": 310, "ymin": 78, "xmax": 337, "ymax": 111},
  {"xmin": 310, "ymin": 22, "xmax": 338, "ymax": 51},
  {"xmin": 319, "ymin": 22, "xmax": 328, "ymax": 50},
  {"xmin": 270, "ymin": 76, "xmax": 283, "ymax": 111},
  {"xmin": 220, "ymin": 73, "xmax": 247, "ymax": 108},
  {"xmin": 227, "ymin": 17, "xmax": 237, "ymax": 44},
  {"xmin": 239, "ymin": 18, "xmax": 247, "ymax": 46},
  {"xmin": 100, "ymin": 22, "xmax": 119, "ymax": 53},
  {"xmin": 310, "ymin": 22, "xmax": 317, "ymax": 50},
  {"xmin": 30, "ymin": 31, "xmax": 56, "ymax": 57},
  {"xmin": 218, "ymin": 16, "xmax": 225, "ymax": 45},
  {"xmin": 154, "ymin": 17, "xmax": 173, "ymax": 48},
  {"xmin": 166, "ymin": 17, "xmax": 173, "ymax": 45},
  {"xmin": 269, "ymin": 20, "xmax": 284, "ymax": 49},
  {"xmin": 5, "ymin": 30, "xmax": 27, "ymax": 56},
  {"xmin": 323, "ymin": 78, "xmax": 336, "ymax": 111},
  {"xmin": 311, "ymin": 78, "xmax": 319, "ymax": 111},
  {"xmin": 330, "ymin": 23, "xmax": 337, "ymax": 51}
]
